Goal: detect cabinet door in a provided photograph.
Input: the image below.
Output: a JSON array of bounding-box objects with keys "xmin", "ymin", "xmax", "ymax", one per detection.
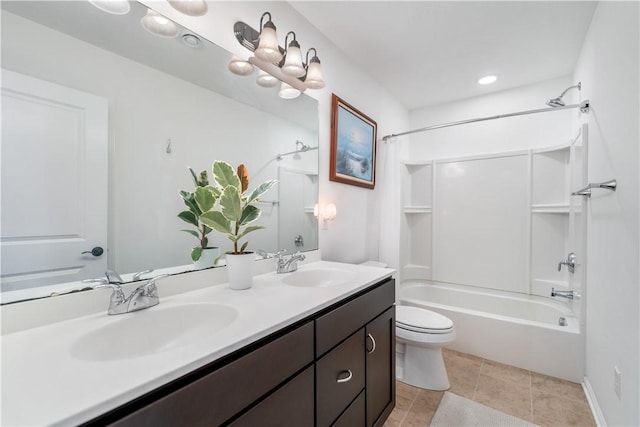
[
  {"xmin": 366, "ymin": 306, "xmax": 395, "ymax": 427},
  {"xmin": 230, "ymin": 366, "xmax": 314, "ymax": 427}
]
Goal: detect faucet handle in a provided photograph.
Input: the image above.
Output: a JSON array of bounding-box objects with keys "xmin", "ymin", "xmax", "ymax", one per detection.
[
  {"xmin": 138, "ymin": 274, "xmax": 169, "ymax": 296},
  {"xmin": 95, "ymin": 283, "xmax": 126, "ymax": 305}
]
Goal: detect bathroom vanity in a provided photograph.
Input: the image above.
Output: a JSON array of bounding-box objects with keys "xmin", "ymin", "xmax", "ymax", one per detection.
[{"xmin": 1, "ymin": 260, "xmax": 395, "ymax": 427}]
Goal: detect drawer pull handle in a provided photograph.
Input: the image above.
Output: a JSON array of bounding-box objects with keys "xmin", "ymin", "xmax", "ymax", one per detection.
[
  {"xmin": 336, "ymin": 369, "xmax": 353, "ymax": 383},
  {"xmin": 367, "ymin": 333, "xmax": 377, "ymax": 354}
]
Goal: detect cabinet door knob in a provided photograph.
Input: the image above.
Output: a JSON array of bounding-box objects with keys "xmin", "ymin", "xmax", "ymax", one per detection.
[
  {"xmin": 336, "ymin": 369, "xmax": 353, "ymax": 383},
  {"xmin": 366, "ymin": 333, "xmax": 377, "ymax": 354}
]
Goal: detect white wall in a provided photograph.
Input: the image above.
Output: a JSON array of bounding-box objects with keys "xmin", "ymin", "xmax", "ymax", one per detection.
[
  {"xmin": 143, "ymin": 1, "xmax": 409, "ymax": 267},
  {"xmin": 407, "ymin": 75, "xmax": 576, "ymax": 160},
  {"xmin": 573, "ymin": 2, "xmax": 640, "ymax": 425}
]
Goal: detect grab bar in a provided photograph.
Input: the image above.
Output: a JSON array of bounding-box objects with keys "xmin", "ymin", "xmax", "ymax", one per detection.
[{"xmin": 572, "ymin": 179, "xmax": 617, "ymax": 197}]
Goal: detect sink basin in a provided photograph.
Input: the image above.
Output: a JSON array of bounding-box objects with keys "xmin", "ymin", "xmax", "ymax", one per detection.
[
  {"xmin": 70, "ymin": 303, "xmax": 238, "ymax": 361},
  {"xmin": 281, "ymin": 268, "xmax": 356, "ymax": 288}
]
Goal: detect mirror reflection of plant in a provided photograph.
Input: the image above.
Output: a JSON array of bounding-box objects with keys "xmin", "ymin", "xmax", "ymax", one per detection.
[
  {"xmin": 200, "ymin": 161, "xmax": 277, "ymax": 254},
  {"xmin": 177, "ymin": 167, "xmax": 221, "ymax": 262}
]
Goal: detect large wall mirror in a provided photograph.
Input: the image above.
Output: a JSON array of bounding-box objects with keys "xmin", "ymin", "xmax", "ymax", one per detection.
[{"xmin": 1, "ymin": 1, "xmax": 319, "ymax": 303}]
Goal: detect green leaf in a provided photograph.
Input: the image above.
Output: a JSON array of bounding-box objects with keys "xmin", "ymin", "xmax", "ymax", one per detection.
[
  {"xmin": 179, "ymin": 190, "xmax": 200, "ymax": 215},
  {"xmin": 236, "ymin": 225, "xmax": 264, "ymax": 241},
  {"xmin": 239, "ymin": 205, "xmax": 261, "ymax": 225},
  {"xmin": 178, "ymin": 210, "xmax": 198, "ymax": 227},
  {"xmin": 213, "ymin": 161, "xmax": 240, "ymax": 190},
  {"xmin": 194, "ymin": 186, "xmax": 216, "ymax": 212},
  {"xmin": 188, "ymin": 167, "xmax": 198, "ymax": 186},
  {"xmin": 202, "ymin": 225, "xmax": 213, "ymax": 236},
  {"xmin": 191, "ymin": 246, "xmax": 203, "ymax": 261},
  {"xmin": 247, "ymin": 180, "xmax": 277, "ymax": 204},
  {"xmin": 200, "ymin": 211, "xmax": 232, "ymax": 234},
  {"xmin": 181, "ymin": 229, "xmax": 200, "ymax": 239},
  {"xmin": 220, "ymin": 185, "xmax": 242, "ymax": 222},
  {"xmin": 239, "ymin": 241, "xmax": 249, "ymax": 253}
]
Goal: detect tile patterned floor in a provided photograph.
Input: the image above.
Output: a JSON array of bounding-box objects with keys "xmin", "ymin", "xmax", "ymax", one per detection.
[{"xmin": 384, "ymin": 348, "xmax": 596, "ymax": 427}]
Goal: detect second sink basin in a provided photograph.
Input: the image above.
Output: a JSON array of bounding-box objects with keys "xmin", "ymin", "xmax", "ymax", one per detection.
[
  {"xmin": 70, "ymin": 303, "xmax": 238, "ymax": 361},
  {"xmin": 281, "ymin": 267, "xmax": 356, "ymax": 288}
]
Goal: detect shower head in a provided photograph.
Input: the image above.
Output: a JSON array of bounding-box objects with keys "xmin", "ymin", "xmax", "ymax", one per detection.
[
  {"xmin": 545, "ymin": 97, "xmax": 566, "ymax": 108},
  {"xmin": 545, "ymin": 82, "xmax": 581, "ymax": 108}
]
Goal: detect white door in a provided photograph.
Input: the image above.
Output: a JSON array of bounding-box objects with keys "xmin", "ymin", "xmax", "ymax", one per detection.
[{"xmin": 1, "ymin": 70, "xmax": 108, "ymax": 292}]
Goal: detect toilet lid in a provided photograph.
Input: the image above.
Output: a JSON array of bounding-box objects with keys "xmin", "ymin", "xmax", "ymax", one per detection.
[{"xmin": 396, "ymin": 306, "xmax": 454, "ymax": 332}]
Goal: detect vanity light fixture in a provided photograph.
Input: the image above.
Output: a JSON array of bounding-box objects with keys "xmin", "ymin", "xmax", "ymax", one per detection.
[
  {"xmin": 88, "ymin": 0, "xmax": 131, "ymax": 15},
  {"xmin": 168, "ymin": 0, "xmax": 207, "ymax": 17},
  {"xmin": 231, "ymin": 12, "xmax": 326, "ymax": 96},
  {"xmin": 478, "ymin": 75, "xmax": 497, "ymax": 85},
  {"xmin": 141, "ymin": 8, "xmax": 180, "ymax": 38}
]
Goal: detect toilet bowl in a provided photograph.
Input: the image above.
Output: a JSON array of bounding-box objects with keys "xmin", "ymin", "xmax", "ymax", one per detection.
[{"xmin": 395, "ymin": 305, "xmax": 455, "ymax": 391}]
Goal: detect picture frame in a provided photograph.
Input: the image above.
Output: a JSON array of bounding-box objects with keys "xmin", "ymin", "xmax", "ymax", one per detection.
[{"xmin": 330, "ymin": 94, "xmax": 377, "ymax": 189}]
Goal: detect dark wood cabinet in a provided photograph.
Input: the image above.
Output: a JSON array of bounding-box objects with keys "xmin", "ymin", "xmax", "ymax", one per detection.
[
  {"xmin": 94, "ymin": 278, "xmax": 395, "ymax": 427},
  {"xmin": 366, "ymin": 307, "xmax": 396, "ymax": 427}
]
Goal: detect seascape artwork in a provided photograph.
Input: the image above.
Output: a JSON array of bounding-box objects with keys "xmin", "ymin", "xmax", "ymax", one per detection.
[{"xmin": 336, "ymin": 105, "xmax": 375, "ymax": 182}]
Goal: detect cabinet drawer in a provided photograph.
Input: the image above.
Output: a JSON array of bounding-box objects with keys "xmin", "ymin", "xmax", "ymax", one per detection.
[
  {"xmin": 230, "ymin": 365, "xmax": 314, "ymax": 427},
  {"xmin": 316, "ymin": 329, "xmax": 365, "ymax": 427},
  {"xmin": 332, "ymin": 390, "xmax": 365, "ymax": 427},
  {"xmin": 109, "ymin": 321, "xmax": 314, "ymax": 427},
  {"xmin": 316, "ymin": 279, "xmax": 394, "ymax": 357}
]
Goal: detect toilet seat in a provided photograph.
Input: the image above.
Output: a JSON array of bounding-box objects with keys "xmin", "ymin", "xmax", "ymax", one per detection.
[{"xmin": 396, "ymin": 306, "xmax": 454, "ymax": 334}]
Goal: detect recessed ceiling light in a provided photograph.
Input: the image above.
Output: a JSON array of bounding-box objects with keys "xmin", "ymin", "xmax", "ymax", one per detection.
[{"xmin": 478, "ymin": 75, "xmax": 497, "ymax": 85}]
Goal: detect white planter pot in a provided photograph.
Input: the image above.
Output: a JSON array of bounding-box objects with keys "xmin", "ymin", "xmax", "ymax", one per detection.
[
  {"xmin": 193, "ymin": 247, "xmax": 219, "ymax": 270},
  {"xmin": 226, "ymin": 252, "xmax": 254, "ymax": 290}
]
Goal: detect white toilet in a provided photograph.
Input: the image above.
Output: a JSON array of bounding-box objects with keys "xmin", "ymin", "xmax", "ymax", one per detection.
[{"xmin": 395, "ymin": 305, "xmax": 456, "ymax": 391}]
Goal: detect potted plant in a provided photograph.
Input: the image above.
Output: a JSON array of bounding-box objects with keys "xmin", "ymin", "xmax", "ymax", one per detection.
[
  {"xmin": 199, "ymin": 161, "xmax": 276, "ymax": 289},
  {"xmin": 177, "ymin": 167, "xmax": 221, "ymax": 269}
]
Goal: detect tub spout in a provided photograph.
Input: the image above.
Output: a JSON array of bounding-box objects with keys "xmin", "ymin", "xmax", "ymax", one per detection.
[{"xmin": 551, "ymin": 288, "xmax": 579, "ymax": 300}]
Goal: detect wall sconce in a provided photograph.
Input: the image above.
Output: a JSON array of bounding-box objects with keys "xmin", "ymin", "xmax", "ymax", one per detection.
[
  {"xmin": 230, "ymin": 12, "xmax": 326, "ymax": 98},
  {"xmin": 315, "ymin": 203, "xmax": 337, "ymax": 229}
]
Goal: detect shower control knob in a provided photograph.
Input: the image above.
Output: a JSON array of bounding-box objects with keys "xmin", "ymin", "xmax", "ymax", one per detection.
[
  {"xmin": 82, "ymin": 246, "xmax": 104, "ymax": 257},
  {"xmin": 557, "ymin": 252, "xmax": 576, "ymax": 274}
]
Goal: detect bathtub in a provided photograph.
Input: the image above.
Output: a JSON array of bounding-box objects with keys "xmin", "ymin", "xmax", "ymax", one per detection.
[{"xmin": 401, "ymin": 281, "xmax": 584, "ymax": 382}]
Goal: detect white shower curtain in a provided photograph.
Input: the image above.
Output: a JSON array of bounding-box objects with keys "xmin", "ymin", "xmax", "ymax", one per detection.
[{"xmin": 375, "ymin": 136, "xmax": 402, "ymax": 270}]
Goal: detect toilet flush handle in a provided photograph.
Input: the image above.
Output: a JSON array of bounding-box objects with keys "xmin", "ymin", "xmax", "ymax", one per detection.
[{"xmin": 366, "ymin": 333, "xmax": 377, "ymax": 354}]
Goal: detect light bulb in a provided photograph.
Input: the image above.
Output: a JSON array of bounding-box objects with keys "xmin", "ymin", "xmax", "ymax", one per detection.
[
  {"xmin": 141, "ymin": 9, "xmax": 179, "ymax": 38},
  {"xmin": 304, "ymin": 57, "xmax": 325, "ymax": 89},
  {"xmin": 278, "ymin": 82, "xmax": 301, "ymax": 99},
  {"xmin": 282, "ymin": 40, "xmax": 305, "ymax": 77},
  {"xmin": 256, "ymin": 70, "xmax": 279, "ymax": 87},
  {"xmin": 255, "ymin": 21, "xmax": 283, "ymax": 63},
  {"xmin": 168, "ymin": 0, "xmax": 208, "ymax": 16},
  {"xmin": 228, "ymin": 56, "xmax": 254, "ymax": 76}
]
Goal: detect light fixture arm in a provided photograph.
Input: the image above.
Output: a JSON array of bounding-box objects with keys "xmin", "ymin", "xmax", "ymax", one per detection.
[
  {"xmin": 305, "ymin": 48, "xmax": 318, "ymax": 67},
  {"xmin": 259, "ymin": 12, "xmax": 272, "ymax": 31}
]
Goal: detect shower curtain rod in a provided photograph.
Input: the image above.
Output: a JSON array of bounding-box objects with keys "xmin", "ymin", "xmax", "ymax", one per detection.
[{"xmin": 381, "ymin": 100, "xmax": 589, "ymax": 142}]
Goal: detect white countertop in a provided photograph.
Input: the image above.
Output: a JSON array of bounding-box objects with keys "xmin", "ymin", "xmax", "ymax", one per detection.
[{"xmin": 1, "ymin": 260, "xmax": 394, "ymax": 426}]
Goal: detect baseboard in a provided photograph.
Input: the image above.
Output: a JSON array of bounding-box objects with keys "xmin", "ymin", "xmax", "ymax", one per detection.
[{"xmin": 583, "ymin": 376, "xmax": 607, "ymax": 426}]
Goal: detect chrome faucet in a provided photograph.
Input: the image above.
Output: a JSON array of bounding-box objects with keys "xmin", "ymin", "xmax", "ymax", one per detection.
[
  {"xmin": 105, "ymin": 269, "xmax": 124, "ymax": 284},
  {"xmin": 551, "ymin": 288, "xmax": 579, "ymax": 300},
  {"xmin": 276, "ymin": 251, "xmax": 306, "ymax": 273},
  {"xmin": 133, "ymin": 269, "xmax": 154, "ymax": 281},
  {"xmin": 97, "ymin": 274, "xmax": 168, "ymax": 315},
  {"xmin": 557, "ymin": 252, "xmax": 576, "ymax": 274}
]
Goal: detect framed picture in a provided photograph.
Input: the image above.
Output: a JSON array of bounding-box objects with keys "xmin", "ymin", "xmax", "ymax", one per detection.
[{"xmin": 330, "ymin": 94, "xmax": 377, "ymax": 189}]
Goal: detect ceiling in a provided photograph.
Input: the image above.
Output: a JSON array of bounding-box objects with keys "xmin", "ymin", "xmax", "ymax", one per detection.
[{"xmin": 290, "ymin": 1, "xmax": 597, "ymax": 111}]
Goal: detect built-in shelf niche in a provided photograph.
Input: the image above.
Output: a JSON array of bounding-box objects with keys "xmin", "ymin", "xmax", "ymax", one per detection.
[
  {"xmin": 532, "ymin": 146, "xmax": 570, "ymax": 207},
  {"xmin": 403, "ymin": 162, "xmax": 432, "ymax": 210},
  {"xmin": 401, "ymin": 161, "xmax": 433, "ymax": 280}
]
